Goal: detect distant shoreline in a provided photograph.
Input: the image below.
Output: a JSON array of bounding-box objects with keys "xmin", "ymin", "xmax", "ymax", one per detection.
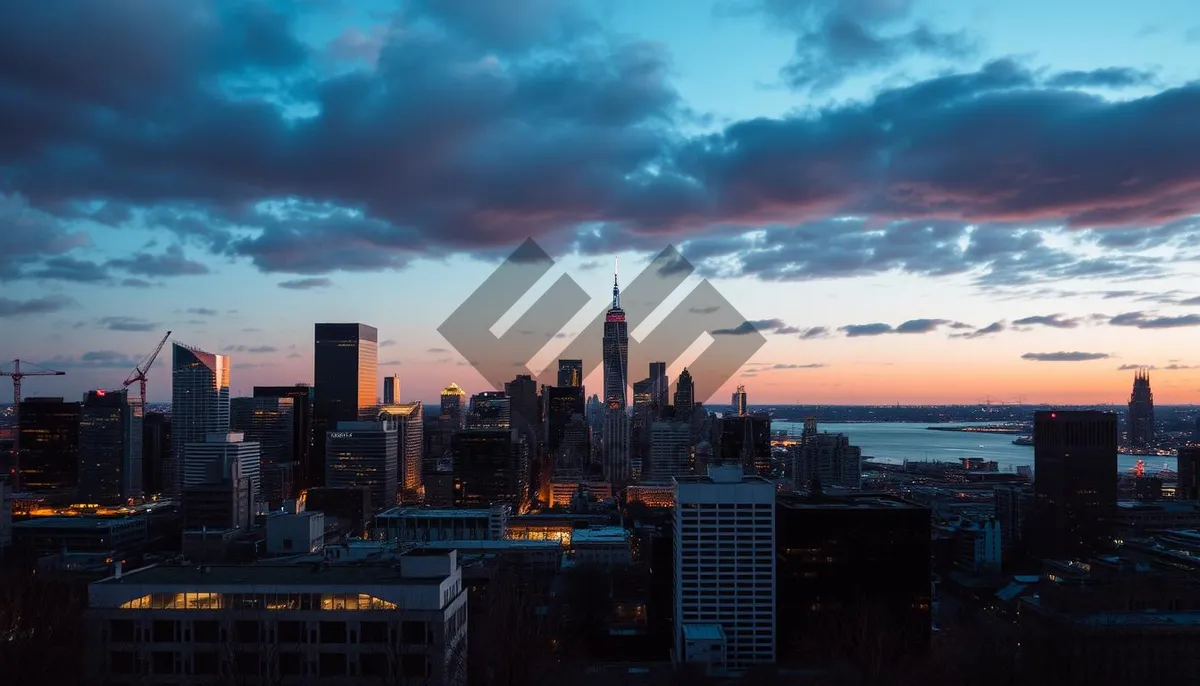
[{"xmin": 925, "ymin": 425, "xmax": 1024, "ymax": 435}]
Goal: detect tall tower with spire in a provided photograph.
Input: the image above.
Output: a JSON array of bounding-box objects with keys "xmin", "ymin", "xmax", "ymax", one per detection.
[
  {"xmin": 1127, "ymin": 368, "xmax": 1155, "ymax": 451},
  {"xmin": 602, "ymin": 260, "xmax": 629, "ymax": 408}
]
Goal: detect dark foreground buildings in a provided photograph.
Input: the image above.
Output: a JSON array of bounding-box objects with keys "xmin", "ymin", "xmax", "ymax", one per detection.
[{"xmin": 1031, "ymin": 410, "xmax": 1118, "ymax": 560}]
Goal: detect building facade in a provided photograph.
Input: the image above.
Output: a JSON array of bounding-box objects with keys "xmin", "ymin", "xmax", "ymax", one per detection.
[
  {"xmin": 170, "ymin": 343, "xmax": 230, "ymax": 496},
  {"xmin": 1127, "ymin": 368, "xmax": 1155, "ymax": 450},
  {"xmin": 325, "ymin": 421, "xmax": 399, "ymax": 510},
  {"xmin": 230, "ymin": 396, "xmax": 295, "ymax": 507},
  {"xmin": 602, "ymin": 272, "xmax": 629, "ymax": 408},
  {"xmin": 792, "ymin": 422, "xmax": 862, "ymax": 490},
  {"xmin": 601, "ymin": 405, "xmax": 631, "ymax": 485},
  {"xmin": 182, "ymin": 432, "xmax": 262, "ymax": 505},
  {"xmin": 78, "ymin": 389, "xmax": 143, "ymax": 504},
  {"xmin": 650, "ymin": 421, "xmax": 692, "ymax": 480},
  {"xmin": 1031, "ymin": 410, "xmax": 1119, "ymax": 559},
  {"xmin": 17, "ymin": 396, "xmax": 82, "ymax": 495},
  {"xmin": 674, "ymin": 369, "xmax": 695, "ymax": 418}
]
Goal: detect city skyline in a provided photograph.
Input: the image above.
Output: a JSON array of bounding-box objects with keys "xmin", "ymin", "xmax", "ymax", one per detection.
[{"xmin": 3, "ymin": 1, "xmax": 1200, "ymax": 405}]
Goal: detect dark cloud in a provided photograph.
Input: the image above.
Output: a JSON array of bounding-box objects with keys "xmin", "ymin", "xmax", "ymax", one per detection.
[
  {"xmin": 39, "ymin": 350, "xmax": 141, "ymax": 369},
  {"xmin": 771, "ymin": 363, "xmax": 826, "ymax": 369},
  {"xmin": 1180, "ymin": 296, "xmax": 1200, "ymax": 306},
  {"xmin": 121, "ymin": 278, "xmax": 156, "ymax": 288},
  {"xmin": 25, "ymin": 256, "xmax": 110, "ymax": 283},
  {"xmin": 1117, "ymin": 364, "xmax": 1154, "ymax": 371},
  {"xmin": 1012, "ymin": 314, "xmax": 1082, "ymax": 329},
  {"xmin": 689, "ymin": 306, "xmax": 720, "ymax": 315},
  {"xmin": 952, "ymin": 321, "xmax": 1005, "ymax": 339},
  {"xmin": 381, "ymin": 359, "xmax": 403, "ymax": 367},
  {"xmin": 107, "ymin": 245, "xmax": 210, "ymax": 277},
  {"xmin": 1, "ymin": 4, "xmax": 1198, "ymax": 281},
  {"xmin": 839, "ymin": 319, "xmax": 959, "ymax": 337},
  {"xmin": 427, "ymin": 347, "xmax": 451, "ymax": 354},
  {"xmin": 0, "ymin": 294, "xmax": 76, "ymax": 317},
  {"xmin": 98, "ymin": 316, "xmax": 158, "ymax": 332},
  {"xmin": 798, "ymin": 326, "xmax": 830, "ymax": 339},
  {"xmin": 380, "ymin": 339, "xmax": 397, "ymax": 347},
  {"xmin": 727, "ymin": 0, "xmax": 974, "ymax": 91},
  {"xmin": 278, "ymin": 277, "xmax": 333, "ymax": 290},
  {"xmin": 1022, "ymin": 351, "xmax": 1111, "ymax": 362},
  {"xmin": 1109, "ymin": 311, "xmax": 1200, "ymax": 329},
  {"xmin": 1045, "ymin": 67, "xmax": 1157, "ymax": 90},
  {"xmin": 712, "ymin": 319, "xmax": 790, "ymax": 335},
  {"xmin": 187, "ymin": 307, "xmax": 219, "ymax": 316}
]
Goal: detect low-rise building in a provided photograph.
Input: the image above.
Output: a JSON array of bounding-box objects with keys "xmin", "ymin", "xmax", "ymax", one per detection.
[
  {"xmin": 85, "ymin": 551, "xmax": 468, "ymax": 685},
  {"xmin": 373, "ymin": 505, "xmax": 508, "ymax": 542},
  {"xmin": 266, "ymin": 510, "xmax": 325, "ymax": 555},
  {"xmin": 572, "ymin": 525, "xmax": 633, "ymax": 567},
  {"xmin": 12, "ymin": 515, "xmax": 148, "ymax": 556}
]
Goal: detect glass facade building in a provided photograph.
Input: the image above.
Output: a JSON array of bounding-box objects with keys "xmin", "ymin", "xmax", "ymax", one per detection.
[
  {"xmin": 231, "ymin": 396, "xmax": 296, "ymax": 507},
  {"xmin": 325, "ymin": 421, "xmax": 399, "ymax": 510},
  {"xmin": 17, "ymin": 396, "xmax": 81, "ymax": 495},
  {"xmin": 169, "ymin": 343, "xmax": 230, "ymax": 496},
  {"xmin": 78, "ymin": 389, "xmax": 143, "ymax": 504}
]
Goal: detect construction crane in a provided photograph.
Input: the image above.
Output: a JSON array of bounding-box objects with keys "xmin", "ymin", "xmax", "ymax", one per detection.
[
  {"xmin": 1, "ymin": 359, "xmax": 66, "ymax": 491},
  {"xmin": 123, "ymin": 330, "xmax": 172, "ymax": 410}
]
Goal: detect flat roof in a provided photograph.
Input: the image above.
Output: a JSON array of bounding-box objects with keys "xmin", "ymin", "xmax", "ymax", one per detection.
[
  {"xmin": 777, "ymin": 492, "xmax": 925, "ymax": 510},
  {"xmin": 94, "ymin": 562, "xmax": 448, "ymax": 587},
  {"xmin": 673, "ymin": 475, "xmax": 772, "ymax": 485},
  {"xmin": 572, "ymin": 526, "xmax": 629, "ymax": 544},
  {"xmin": 682, "ymin": 623, "xmax": 725, "ymax": 640},
  {"xmin": 14, "ymin": 516, "xmax": 143, "ymax": 529},
  {"xmin": 1116, "ymin": 501, "xmax": 1200, "ymax": 512},
  {"xmin": 376, "ymin": 507, "xmax": 496, "ymax": 520}
]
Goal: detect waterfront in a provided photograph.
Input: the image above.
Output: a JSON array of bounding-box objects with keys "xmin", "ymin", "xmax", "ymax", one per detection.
[{"xmin": 774, "ymin": 421, "xmax": 1175, "ymax": 475}]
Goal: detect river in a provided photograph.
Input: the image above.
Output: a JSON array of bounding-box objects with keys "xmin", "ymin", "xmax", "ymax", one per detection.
[{"xmin": 773, "ymin": 421, "xmax": 1174, "ymax": 475}]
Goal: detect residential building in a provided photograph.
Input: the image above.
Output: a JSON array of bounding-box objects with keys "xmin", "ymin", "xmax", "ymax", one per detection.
[{"xmin": 792, "ymin": 421, "xmax": 862, "ymax": 490}]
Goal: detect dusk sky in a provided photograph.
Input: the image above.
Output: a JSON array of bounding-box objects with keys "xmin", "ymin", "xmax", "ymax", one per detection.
[{"xmin": 3, "ymin": 0, "xmax": 1200, "ymax": 406}]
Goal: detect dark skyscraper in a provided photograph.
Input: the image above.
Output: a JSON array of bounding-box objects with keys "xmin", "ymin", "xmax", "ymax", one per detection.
[
  {"xmin": 142, "ymin": 412, "xmax": 170, "ymax": 496},
  {"xmin": 717, "ymin": 414, "xmax": 771, "ymax": 476},
  {"xmin": 254, "ymin": 384, "xmax": 313, "ymax": 491},
  {"xmin": 78, "ymin": 389, "xmax": 142, "ymax": 504},
  {"xmin": 602, "ymin": 267, "xmax": 629, "ymax": 408},
  {"xmin": 314, "ymin": 324, "xmax": 378, "ymax": 488},
  {"xmin": 1177, "ymin": 445, "xmax": 1200, "ymax": 501},
  {"xmin": 17, "ymin": 397, "xmax": 81, "ymax": 495},
  {"xmin": 558, "ymin": 359, "xmax": 583, "ymax": 387},
  {"xmin": 674, "ymin": 368, "xmax": 695, "ymax": 417},
  {"xmin": 546, "ymin": 386, "xmax": 586, "ymax": 459},
  {"xmin": 382, "ymin": 374, "xmax": 400, "ymax": 405},
  {"xmin": 1127, "ymin": 369, "xmax": 1155, "ymax": 450},
  {"xmin": 1031, "ymin": 410, "xmax": 1118, "ymax": 559},
  {"xmin": 231, "ymin": 396, "xmax": 295, "ymax": 506},
  {"xmin": 314, "ymin": 323, "xmax": 379, "ymax": 423},
  {"xmin": 732, "ymin": 384, "xmax": 747, "ymax": 416},
  {"xmin": 649, "ymin": 361, "xmax": 668, "ymax": 409}
]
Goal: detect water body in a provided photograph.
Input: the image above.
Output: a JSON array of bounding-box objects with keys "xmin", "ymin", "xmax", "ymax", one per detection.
[{"xmin": 774, "ymin": 421, "xmax": 1174, "ymax": 475}]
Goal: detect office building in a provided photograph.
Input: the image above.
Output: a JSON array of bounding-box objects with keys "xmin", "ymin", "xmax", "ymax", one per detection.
[
  {"xmin": 717, "ymin": 414, "xmax": 771, "ymax": 477},
  {"xmin": 674, "ymin": 465, "xmax": 775, "ymax": 673},
  {"xmin": 182, "ymin": 456, "xmax": 254, "ymax": 532},
  {"xmin": 558, "ymin": 359, "xmax": 583, "ymax": 387},
  {"xmin": 183, "ymin": 432, "xmax": 261, "ymax": 504},
  {"xmin": 253, "ymin": 385, "xmax": 313, "ymax": 490},
  {"xmin": 1031, "ymin": 410, "xmax": 1119, "ymax": 559},
  {"xmin": 314, "ymin": 323, "xmax": 378, "ymax": 423},
  {"xmin": 325, "ymin": 421, "xmax": 398, "ymax": 510},
  {"xmin": 451, "ymin": 429, "xmax": 529, "ymax": 511},
  {"xmin": 776, "ymin": 491, "xmax": 931, "ymax": 665},
  {"xmin": 650, "ymin": 421, "xmax": 692, "ymax": 479},
  {"xmin": 141, "ymin": 412, "xmax": 170, "ymax": 497},
  {"xmin": 17, "ymin": 396, "xmax": 82, "ymax": 495},
  {"xmin": 468, "ymin": 391, "xmax": 510, "ymax": 430},
  {"xmin": 231, "ymin": 396, "xmax": 295, "ymax": 506},
  {"xmin": 84, "ymin": 553, "xmax": 469, "ymax": 685},
  {"xmin": 731, "ymin": 385, "xmax": 747, "ymax": 416},
  {"xmin": 78, "ymin": 389, "xmax": 143, "ymax": 504},
  {"xmin": 1127, "ymin": 369, "xmax": 1155, "ymax": 450},
  {"xmin": 674, "ymin": 368, "xmax": 695, "ymax": 418},
  {"xmin": 792, "ymin": 419, "xmax": 862, "ymax": 489},
  {"xmin": 601, "ymin": 405, "xmax": 631, "ymax": 485},
  {"xmin": 169, "ymin": 343, "xmax": 230, "ymax": 496},
  {"xmin": 505, "ymin": 374, "xmax": 538, "ymax": 430},
  {"xmin": 649, "ymin": 361, "xmax": 668, "ymax": 410},
  {"xmin": 1178, "ymin": 445, "xmax": 1199, "ymax": 501},
  {"xmin": 603, "ymin": 270, "xmax": 629, "ymax": 408},
  {"xmin": 378, "ymin": 402, "xmax": 424, "ymax": 496},
  {"xmin": 382, "ymin": 374, "xmax": 400, "ymax": 405},
  {"xmin": 545, "ymin": 385, "xmax": 586, "ymax": 458},
  {"xmin": 440, "ymin": 383, "xmax": 467, "ymax": 430}
]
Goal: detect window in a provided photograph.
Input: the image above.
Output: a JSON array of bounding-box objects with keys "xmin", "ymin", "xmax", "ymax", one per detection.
[
  {"xmin": 361, "ymin": 621, "xmax": 388, "ymax": 644},
  {"xmin": 151, "ymin": 651, "xmax": 176, "ymax": 675},
  {"xmin": 193, "ymin": 652, "xmax": 218, "ymax": 676},
  {"xmin": 401, "ymin": 621, "xmax": 429, "ymax": 645},
  {"xmin": 319, "ymin": 653, "xmax": 347, "ymax": 677},
  {"xmin": 152, "ymin": 621, "xmax": 175, "ymax": 643},
  {"xmin": 109, "ymin": 651, "xmax": 136, "ymax": 675},
  {"xmin": 278, "ymin": 620, "xmax": 305, "ymax": 644},
  {"xmin": 401, "ymin": 654, "xmax": 428, "ymax": 678},
  {"xmin": 193, "ymin": 620, "xmax": 220, "ymax": 643},
  {"xmin": 360, "ymin": 653, "xmax": 387, "ymax": 678},
  {"xmin": 234, "ymin": 621, "xmax": 260, "ymax": 643},
  {"xmin": 110, "ymin": 620, "xmax": 135, "ymax": 642},
  {"xmin": 319, "ymin": 621, "xmax": 347, "ymax": 644}
]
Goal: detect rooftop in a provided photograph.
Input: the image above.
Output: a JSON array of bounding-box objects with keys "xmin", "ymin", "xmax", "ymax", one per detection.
[
  {"xmin": 14, "ymin": 516, "xmax": 143, "ymax": 530},
  {"xmin": 376, "ymin": 507, "xmax": 498, "ymax": 520},
  {"xmin": 572, "ymin": 526, "xmax": 629, "ymax": 545},
  {"xmin": 94, "ymin": 560, "xmax": 452, "ymax": 587},
  {"xmin": 777, "ymin": 491, "xmax": 925, "ymax": 510}
]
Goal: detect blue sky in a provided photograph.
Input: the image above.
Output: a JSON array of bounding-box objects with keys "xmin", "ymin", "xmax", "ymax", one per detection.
[{"xmin": 2, "ymin": 0, "xmax": 1200, "ymax": 405}]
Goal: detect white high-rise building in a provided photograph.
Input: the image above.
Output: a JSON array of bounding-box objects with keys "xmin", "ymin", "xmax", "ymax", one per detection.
[
  {"xmin": 674, "ymin": 464, "xmax": 776, "ymax": 673},
  {"xmin": 183, "ymin": 432, "xmax": 262, "ymax": 504},
  {"xmin": 169, "ymin": 343, "xmax": 230, "ymax": 495}
]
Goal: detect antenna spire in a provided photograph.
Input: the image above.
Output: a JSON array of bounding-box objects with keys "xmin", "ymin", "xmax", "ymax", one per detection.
[{"xmin": 612, "ymin": 257, "xmax": 621, "ymax": 309}]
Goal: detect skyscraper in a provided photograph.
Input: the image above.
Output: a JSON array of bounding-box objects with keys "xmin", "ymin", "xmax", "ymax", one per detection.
[
  {"xmin": 1127, "ymin": 369, "xmax": 1155, "ymax": 450},
  {"xmin": 650, "ymin": 421, "xmax": 692, "ymax": 479},
  {"xmin": 546, "ymin": 386, "xmax": 586, "ymax": 463},
  {"xmin": 379, "ymin": 401, "xmax": 424, "ymax": 497},
  {"xmin": 17, "ymin": 396, "xmax": 81, "ymax": 495},
  {"xmin": 1177, "ymin": 445, "xmax": 1200, "ymax": 501},
  {"xmin": 649, "ymin": 361, "xmax": 668, "ymax": 410},
  {"xmin": 792, "ymin": 422, "xmax": 862, "ymax": 490},
  {"xmin": 183, "ymin": 431, "xmax": 262, "ymax": 505},
  {"xmin": 314, "ymin": 323, "xmax": 379, "ymax": 423},
  {"xmin": 731, "ymin": 385, "xmax": 747, "ymax": 416},
  {"xmin": 230, "ymin": 396, "xmax": 295, "ymax": 506},
  {"xmin": 326, "ymin": 420, "xmax": 399, "ymax": 509},
  {"xmin": 558, "ymin": 359, "xmax": 583, "ymax": 387},
  {"xmin": 717, "ymin": 414, "xmax": 771, "ymax": 477},
  {"xmin": 142, "ymin": 412, "xmax": 170, "ymax": 496},
  {"xmin": 674, "ymin": 465, "xmax": 776, "ymax": 672},
  {"xmin": 603, "ymin": 267, "xmax": 629, "ymax": 408},
  {"xmin": 78, "ymin": 389, "xmax": 143, "ymax": 504},
  {"xmin": 601, "ymin": 404, "xmax": 631, "ymax": 485},
  {"xmin": 253, "ymin": 384, "xmax": 313, "ymax": 490},
  {"xmin": 675, "ymin": 368, "xmax": 695, "ymax": 417},
  {"xmin": 169, "ymin": 343, "xmax": 230, "ymax": 496},
  {"xmin": 1031, "ymin": 410, "xmax": 1118, "ymax": 559},
  {"xmin": 440, "ymin": 383, "xmax": 467, "ymax": 430},
  {"xmin": 383, "ymin": 375, "xmax": 401, "ymax": 405},
  {"xmin": 468, "ymin": 391, "xmax": 511, "ymax": 430}
]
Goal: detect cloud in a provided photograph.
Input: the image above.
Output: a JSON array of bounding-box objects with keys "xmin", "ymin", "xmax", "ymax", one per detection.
[
  {"xmin": 771, "ymin": 363, "xmax": 826, "ymax": 369},
  {"xmin": 728, "ymin": 0, "xmax": 974, "ymax": 91},
  {"xmin": 689, "ymin": 306, "xmax": 720, "ymax": 315},
  {"xmin": 798, "ymin": 326, "xmax": 830, "ymax": 339},
  {"xmin": 187, "ymin": 307, "xmax": 219, "ymax": 316},
  {"xmin": 224, "ymin": 345, "xmax": 278, "ymax": 354},
  {"xmin": 1117, "ymin": 363, "xmax": 1198, "ymax": 371},
  {"xmin": 25, "ymin": 256, "xmax": 110, "ymax": 283},
  {"xmin": 98, "ymin": 316, "xmax": 158, "ymax": 332},
  {"xmin": 1, "ymin": 5, "xmax": 1198, "ymax": 283},
  {"xmin": 1109, "ymin": 311, "xmax": 1200, "ymax": 329},
  {"xmin": 952, "ymin": 321, "xmax": 1005, "ymax": 339},
  {"xmin": 39, "ymin": 350, "xmax": 140, "ymax": 369},
  {"xmin": 839, "ymin": 319, "xmax": 960, "ymax": 337},
  {"xmin": 380, "ymin": 339, "xmax": 396, "ymax": 347},
  {"xmin": 1117, "ymin": 364, "xmax": 1154, "ymax": 371},
  {"xmin": 1022, "ymin": 351, "xmax": 1111, "ymax": 362},
  {"xmin": 1012, "ymin": 314, "xmax": 1082, "ymax": 329},
  {"xmin": 120, "ymin": 278, "xmax": 156, "ymax": 288},
  {"xmin": 0, "ymin": 294, "xmax": 75, "ymax": 317},
  {"xmin": 381, "ymin": 359, "xmax": 403, "ymax": 366},
  {"xmin": 107, "ymin": 245, "xmax": 209, "ymax": 277},
  {"xmin": 1045, "ymin": 67, "xmax": 1157, "ymax": 90},
  {"xmin": 279, "ymin": 277, "xmax": 333, "ymax": 290},
  {"xmin": 712, "ymin": 319, "xmax": 791, "ymax": 335},
  {"xmin": 427, "ymin": 347, "xmax": 450, "ymax": 354}
]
